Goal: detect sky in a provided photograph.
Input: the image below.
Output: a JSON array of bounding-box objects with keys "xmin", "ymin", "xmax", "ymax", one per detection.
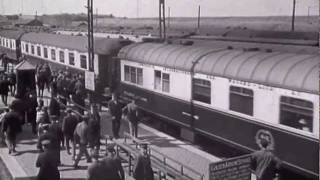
[{"xmin": 1, "ymin": 0, "xmax": 319, "ymax": 17}]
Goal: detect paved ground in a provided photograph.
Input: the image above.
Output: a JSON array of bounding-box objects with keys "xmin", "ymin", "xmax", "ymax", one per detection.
[{"xmin": 0, "ymin": 90, "xmax": 227, "ymax": 180}]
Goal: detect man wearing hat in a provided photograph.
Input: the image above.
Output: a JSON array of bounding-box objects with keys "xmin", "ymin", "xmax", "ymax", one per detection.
[
  {"xmin": 36, "ymin": 139, "xmax": 60, "ymax": 180},
  {"xmin": 133, "ymin": 144, "xmax": 154, "ymax": 180},
  {"xmin": 62, "ymin": 108, "xmax": 78, "ymax": 154},
  {"xmin": 251, "ymin": 139, "xmax": 282, "ymax": 180},
  {"xmin": 101, "ymin": 144, "xmax": 125, "ymax": 180},
  {"xmin": 108, "ymin": 93, "xmax": 122, "ymax": 139},
  {"xmin": 122, "ymin": 98, "xmax": 140, "ymax": 138},
  {"xmin": 1, "ymin": 105, "xmax": 22, "ymax": 154},
  {"xmin": 73, "ymin": 114, "xmax": 92, "ymax": 168}
]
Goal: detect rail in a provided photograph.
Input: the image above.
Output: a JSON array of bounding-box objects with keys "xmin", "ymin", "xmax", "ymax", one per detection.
[{"xmin": 123, "ymin": 132, "xmax": 204, "ymax": 180}]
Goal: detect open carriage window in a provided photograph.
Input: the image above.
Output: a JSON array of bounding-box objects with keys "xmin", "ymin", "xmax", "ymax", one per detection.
[{"xmin": 280, "ymin": 96, "xmax": 313, "ymax": 133}]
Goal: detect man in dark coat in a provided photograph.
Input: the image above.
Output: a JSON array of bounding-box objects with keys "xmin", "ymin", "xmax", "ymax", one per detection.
[
  {"xmin": 100, "ymin": 144, "xmax": 124, "ymax": 180},
  {"xmin": 49, "ymin": 96, "xmax": 61, "ymax": 118},
  {"xmin": 10, "ymin": 96, "xmax": 26, "ymax": 125},
  {"xmin": 87, "ymin": 151, "xmax": 105, "ymax": 180},
  {"xmin": 0, "ymin": 76, "xmax": 10, "ymax": 106},
  {"xmin": 36, "ymin": 140, "xmax": 60, "ymax": 180},
  {"xmin": 133, "ymin": 144, "xmax": 154, "ymax": 180},
  {"xmin": 123, "ymin": 99, "xmax": 139, "ymax": 138},
  {"xmin": 62, "ymin": 108, "xmax": 78, "ymax": 154},
  {"xmin": 1, "ymin": 106, "xmax": 22, "ymax": 154},
  {"xmin": 108, "ymin": 94, "xmax": 122, "ymax": 139},
  {"xmin": 251, "ymin": 139, "xmax": 282, "ymax": 180},
  {"xmin": 88, "ymin": 105, "xmax": 101, "ymax": 156},
  {"xmin": 37, "ymin": 124, "xmax": 61, "ymax": 165},
  {"xmin": 26, "ymin": 93, "xmax": 38, "ymax": 134}
]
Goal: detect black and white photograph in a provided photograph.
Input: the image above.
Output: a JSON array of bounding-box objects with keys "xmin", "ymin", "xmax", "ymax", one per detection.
[{"xmin": 0, "ymin": 0, "xmax": 318, "ymax": 180}]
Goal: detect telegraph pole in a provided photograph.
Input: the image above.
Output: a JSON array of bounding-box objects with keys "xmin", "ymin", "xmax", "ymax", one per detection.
[
  {"xmin": 168, "ymin": 6, "xmax": 170, "ymax": 29},
  {"xmin": 197, "ymin": 5, "xmax": 201, "ymax": 32},
  {"xmin": 159, "ymin": 0, "xmax": 166, "ymax": 40},
  {"xmin": 87, "ymin": 0, "xmax": 94, "ymax": 71},
  {"xmin": 291, "ymin": 0, "xmax": 296, "ymax": 31}
]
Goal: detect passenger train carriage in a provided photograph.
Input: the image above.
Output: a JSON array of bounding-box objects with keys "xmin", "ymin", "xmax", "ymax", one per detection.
[
  {"xmin": 117, "ymin": 43, "xmax": 319, "ymax": 179},
  {"xmin": 19, "ymin": 32, "xmax": 131, "ymax": 90}
]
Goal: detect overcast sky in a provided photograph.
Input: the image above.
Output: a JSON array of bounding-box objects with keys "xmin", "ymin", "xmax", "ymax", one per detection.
[{"xmin": 1, "ymin": 0, "xmax": 319, "ymax": 17}]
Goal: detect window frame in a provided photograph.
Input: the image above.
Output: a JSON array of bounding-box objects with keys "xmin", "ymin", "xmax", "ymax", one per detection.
[
  {"xmin": 80, "ymin": 55, "xmax": 87, "ymax": 69},
  {"xmin": 59, "ymin": 51, "xmax": 65, "ymax": 63},
  {"xmin": 43, "ymin": 47, "xmax": 48, "ymax": 58},
  {"xmin": 279, "ymin": 96, "xmax": 314, "ymax": 133},
  {"xmin": 69, "ymin": 52, "xmax": 75, "ymax": 66},
  {"xmin": 37, "ymin": 46, "xmax": 41, "ymax": 56},
  {"xmin": 229, "ymin": 85, "xmax": 254, "ymax": 116},
  {"xmin": 25, "ymin": 44, "xmax": 29, "ymax": 53},
  {"xmin": 123, "ymin": 65, "xmax": 143, "ymax": 85},
  {"xmin": 31, "ymin": 45, "xmax": 35, "ymax": 55},
  {"xmin": 192, "ymin": 78, "xmax": 211, "ymax": 104},
  {"xmin": 51, "ymin": 49, "xmax": 56, "ymax": 60},
  {"xmin": 154, "ymin": 70, "xmax": 170, "ymax": 93}
]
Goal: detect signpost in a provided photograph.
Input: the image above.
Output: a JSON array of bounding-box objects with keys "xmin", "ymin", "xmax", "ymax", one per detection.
[
  {"xmin": 209, "ymin": 155, "xmax": 252, "ymax": 180},
  {"xmin": 85, "ymin": 70, "xmax": 95, "ymax": 91}
]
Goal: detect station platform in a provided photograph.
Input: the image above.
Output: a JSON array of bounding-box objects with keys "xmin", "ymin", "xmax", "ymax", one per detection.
[{"xmin": 0, "ymin": 93, "xmax": 222, "ymax": 180}]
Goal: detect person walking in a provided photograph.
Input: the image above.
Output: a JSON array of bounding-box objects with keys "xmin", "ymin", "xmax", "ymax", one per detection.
[
  {"xmin": 73, "ymin": 114, "xmax": 92, "ymax": 168},
  {"xmin": 108, "ymin": 94, "xmax": 122, "ymax": 139},
  {"xmin": 36, "ymin": 140, "xmax": 60, "ymax": 180},
  {"xmin": 26, "ymin": 93, "xmax": 38, "ymax": 134},
  {"xmin": 133, "ymin": 144, "xmax": 154, "ymax": 180},
  {"xmin": 1, "ymin": 105, "xmax": 22, "ymax": 154},
  {"xmin": 88, "ymin": 105, "xmax": 101, "ymax": 156},
  {"xmin": 49, "ymin": 95, "xmax": 60, "ymax": 118},
  {"xmin": 123, "ymin": 99, "xmax": 139, "ymax": 138},
  {"xmin": 0, "ymin": 76, "xmax": 10, "ymax": 106},
  {"xmin": 251, "ymin": 139, "xmax": 282, "ymax": 180}
]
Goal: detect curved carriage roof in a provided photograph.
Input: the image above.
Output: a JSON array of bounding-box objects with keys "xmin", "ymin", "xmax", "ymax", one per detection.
[
  {"xmin": 0, "ymin": 30, "xmax": 24, "ymax": 39},
  {"xmin": 118, "ymin": 43, "xmax": 319, "ymax": 94},
  {"xmin": 21, "ymin": 32, "xmax": 131, "ymax": 55}
]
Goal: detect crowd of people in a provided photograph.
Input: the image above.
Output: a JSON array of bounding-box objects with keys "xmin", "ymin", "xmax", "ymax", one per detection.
[{"xmin": 0, "ymin": 62, "xmax": 153, "ymax": 180}]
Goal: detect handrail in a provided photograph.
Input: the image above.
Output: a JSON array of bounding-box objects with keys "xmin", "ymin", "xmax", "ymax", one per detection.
[{"xmin": 124, "ymin": 133, "xmax": 204, "ymax": 180}]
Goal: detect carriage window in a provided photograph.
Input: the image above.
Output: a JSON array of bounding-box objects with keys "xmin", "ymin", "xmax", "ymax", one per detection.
[
  {"xmin": 37, "ymin": 46, "xmax": 41, "ymax": 56},
  {"xmin": 69, "ymin": 53, "xmax": 75, "ymax": 65},
  {"xmin": 11, "ymin": 41, "xmax": 14, "ymax": 49},
  {"xmin": 124, "ymin": 65, "xmax": 130, "ymax": 81},
  {"xmin": 124, "ymin": 65, "xmax": 143, "ymax": 85},
  {"xmin": 31, "ymin": 45, "xmax": 35, "ymax": 54},
  {"xmin": 7, "ymin": 40, "xmax": 11, "ymax": 48},
  {"xmin": 154, "ymin": 70, "xmax": 161, "ymax": 91},
  {"xmin": 43, "ymin": 47, "xmax": 48, "ymax": 58},
  {"xmin": 193, "ymin": 78, "xmax": 211, "ymax": 104},
  {"xmin": 51, "ymin": 49, "xmax": 56, "ymax": 60},
  {"xmin": 80, "ymin": 55, "xmax": 87, "ymax": 69},
  {"xmin": 280, "ymin": 96, "xmax": 313, "ymax": 133},
  {"xmin": 137, "ymin": 68, "xmax": 143, "ymax": 85},
  {"xmin": 25, "ymin": 44, "xmax": 29, "ymax": 53},
  {"xmin": 162, "ymin": 73, "xmax": 170, "ymax": 92},
  {"xmin": 154, "ymin": 70, "xmax": 170, "ymax": 92},
  {"xmin": 59, "ymin": 51, "xmax": 65, "ymax": 63},
  {"xmin": 229, "ymin": 86, "xmax": 253, "ymax": 116}
]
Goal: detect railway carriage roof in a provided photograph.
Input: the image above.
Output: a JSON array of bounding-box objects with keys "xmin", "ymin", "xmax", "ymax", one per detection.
[
  {"xmin": 21, "ymin": 32, "xmax": 130, "ymax": 55},
  {"xmin": 0, "ymin": 30, "xmax": 24, "ymax": 39},
  {"xmin": 118, "ymin": 43, "xmax": 319, "ymax": 94}
]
